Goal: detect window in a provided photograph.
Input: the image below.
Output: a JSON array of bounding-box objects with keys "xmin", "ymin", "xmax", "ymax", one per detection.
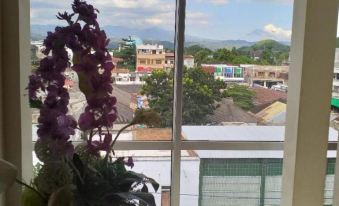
[
  {"xmin": 140, "ymin": 59, "xmax": 146, "ymax": 64},
  {"xmin": 156, "ymin": 59, "xmax": 162, "ymax": 65},
  {"xmin": 258, "ymin": 72, "xmax": 265, "ymax": 78},
  {"xmin": 19, "ymin": 0, "xmax": 338, "ymax": 206},
  {"xmin": 269, "ymin": 72, "xmax": 276, "ymax": 78}
]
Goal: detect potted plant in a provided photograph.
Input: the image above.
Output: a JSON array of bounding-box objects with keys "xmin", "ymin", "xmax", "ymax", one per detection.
[{"xmin": 22, "ymin": 0, "xmax": 160, "ymax": 205}]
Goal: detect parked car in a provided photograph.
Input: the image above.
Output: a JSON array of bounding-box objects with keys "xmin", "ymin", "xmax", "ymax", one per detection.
[{"xmin": 271, "ymin": 84, "xmax": 288, "ymax": 92}]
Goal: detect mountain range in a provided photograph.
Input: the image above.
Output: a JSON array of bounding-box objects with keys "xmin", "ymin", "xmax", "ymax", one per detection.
[{"xmin": 31, "ymin": 24, "xmax": 288, "ymax": 50}]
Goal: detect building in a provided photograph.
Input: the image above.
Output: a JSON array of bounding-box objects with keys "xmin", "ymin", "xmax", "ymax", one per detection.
[
  {"xmin": 184, "ymin": 55, "xmax": 195, "ymax": 68},
  {"xmin": 255, "ymin": 101, "xmax": 287, "ymax": 125},
  {"xmin": 165, "ymin": 53, "xmax": 195, "ymax": 69},
  {"xmin": 36, "ymin": 125, "xmax": 337, "ymax": 206},
  {"xmin": 331, "ymin": 48, "xmax": 339, "ymax": 108},
  {"xmin": 201, "ymin": 64, "xmax": 245, "ymax": 83},
  {"xmin": 243, "ymin": 65, "xmax": 289, "ymax": 88},
  {"xmin": 251, "ymin": 86, "xmax": 287, "ymax": 113},
  {"xmin": 207, "ymin": 98, "xmax": 258, "ymax": 125},
  {"xmin": 136, "ymin": 44, "xmax": 165, "ymax": 72},
  {"xmin": 165, "ymin": 53, "xmax": 175, "ymax": 69}
]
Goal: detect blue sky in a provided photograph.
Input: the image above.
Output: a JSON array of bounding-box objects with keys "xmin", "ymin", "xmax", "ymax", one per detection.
[{"xmin": 30, "ymin": 0, "xmax": 296, "ymax": 41}]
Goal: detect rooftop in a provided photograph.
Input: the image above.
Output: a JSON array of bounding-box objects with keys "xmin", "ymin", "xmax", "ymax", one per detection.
[
  {"xmin": 207, "ymin": 98, "xmax": 258, "ymax": 125},
  {"xmin": 256, "ymin": 101, "xmax": 286, "ymax": 125},
  {"xmin": 136, "ymin": 44, "xmax": 164, "ymax": 50},
  {"xmin": 251, "ymin": 86, "xmax": 287, "ymax": 113}
]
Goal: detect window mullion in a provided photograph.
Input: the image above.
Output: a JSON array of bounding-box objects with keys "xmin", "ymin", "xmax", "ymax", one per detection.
[{"xmin": 171, "ymin": 0, "xmax": 186, "ymax": 205}]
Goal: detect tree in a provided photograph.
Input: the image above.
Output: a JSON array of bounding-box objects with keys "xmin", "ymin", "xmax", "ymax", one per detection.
[
  {"xmin": 31, "ymin": 45, "xmax": 40, "ymax": 71},
  {"xmin": 141, "ymin": 68, "xmax": 227, "ymax": 127},
  {"xmin": 185, "ymin": 45, "xmax": 213, "ymax": 66},
  {"xmin": 114, "ymin": 36, "xmax": 136, "ymax": 71},
  {"xmin": 261, "ymin": 49, "xmax": 274, "ymax": 65},
  {"xmin": 224, "ymin": 85, "xmax": 255, "ymax": 110},
  {"xmin": 231, "ymin": 55, "xmax": 254, "ymax": 65},
  {"xmin": 213, "ymin": 48, "xmax": 235, "ymax": 63}
]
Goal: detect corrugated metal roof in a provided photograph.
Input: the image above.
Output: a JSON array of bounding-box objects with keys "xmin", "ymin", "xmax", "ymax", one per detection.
[
  {"xmin": 255, "ymin": 101, "xmax": 286, "ymax": 125},
  {"xmin": 207, "ymin": 98, "xmax": 258, "ymax": 124},
  {"xmin": 182, "ymin": 126, "xmax": 338, "ymax": 158},
  {"xmin": 182, "ymin": 125, "xmax": 338, "ymax": 142}
]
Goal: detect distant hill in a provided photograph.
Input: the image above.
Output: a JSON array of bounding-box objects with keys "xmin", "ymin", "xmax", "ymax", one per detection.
[
  {"xmin": 238, "ymin": 39, "xmax": 290, "ymax": 54},
  {"xmin": 31, "ymin": 24, "xmax": 254, "ymax": 50},
  {"xmin": 31, "ymin": 24, "xmax": 176, "ymax": 41},
  {"xmin": 30, "ymin": 25, "xmax": 289, "ymax": 51},
  {"xmin": 186, "ymin": 40, "xmax": 255, "ymax": 50}
]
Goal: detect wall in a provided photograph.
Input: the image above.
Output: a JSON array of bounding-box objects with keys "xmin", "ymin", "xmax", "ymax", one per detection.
[{"xmin": 1, "ymin": 0, "xmax": 32, "ymax": 205}]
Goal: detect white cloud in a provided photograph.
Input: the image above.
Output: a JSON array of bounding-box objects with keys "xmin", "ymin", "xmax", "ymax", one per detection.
[
  {"xmin": 247, "ymin": 24, "xmax": 292, "ymax": 41},
  {"xmin": 30, "ymin": 0, "xmax": 176, "ymax": 29},
  {"xmin": 95, "ymin": 0, "xmax": 174, "ymax": 11},
  {"xmin": 237, "ymin": 0, "xmax": 293, "ymax": 4},
  {"xmin": 196, "ymin": 0, "xmax": 229, "ymax": 6},
  {"xmin": 186, "ymin": 12, "xmax": 209, "ymax": 25},
  {"xmin": 263, "ymin": 24, "xmax": 292, "ymax": 40},
  {"xmin": 210, "ymin": 0, "xmax": 229, "ymax": 5}
]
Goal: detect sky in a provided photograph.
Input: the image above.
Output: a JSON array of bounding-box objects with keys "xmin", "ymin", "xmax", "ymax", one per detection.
[{"xmin": 30, "ymin": 0, "xmax": 298, "ymax": 42}]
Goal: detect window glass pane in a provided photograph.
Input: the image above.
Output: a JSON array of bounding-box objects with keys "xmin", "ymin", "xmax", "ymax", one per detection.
[
  {"xmin": 181, "ymin": 151, "xmax": 336, "ymax": 206},
  {"xmin": 181, "ymin": 0, "xmax": 293, "ymax": 142},
  {"xmin": 326, "ymin": 13, "xmax": 339, "ymax": 205},
  {"xmin": 33, "ymin": 150, "xmax": 171, "ymax": 206},
  {"xmin": 30, "ymin": 0, "xmax": 176, "ymax": 142}
]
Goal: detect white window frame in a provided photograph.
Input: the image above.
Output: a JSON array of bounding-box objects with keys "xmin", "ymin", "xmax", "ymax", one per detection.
[{"xmin": 2, "ymin": 0, "xmax": 339, "ymax": 206}]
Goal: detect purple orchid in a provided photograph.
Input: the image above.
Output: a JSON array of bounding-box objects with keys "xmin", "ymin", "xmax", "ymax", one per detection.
[{"xmin": 28, "ymin": 0, "xmax": 116, "ymax": 158}]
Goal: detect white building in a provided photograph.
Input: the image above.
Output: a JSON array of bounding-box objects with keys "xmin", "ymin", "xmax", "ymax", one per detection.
[
  {"xmin": 201, "ymin": 64, "xmax": 245, "ymax": 83},
  {"xmin": 32, "ymin": 125, "xmax": 338, "ymax": 206}
]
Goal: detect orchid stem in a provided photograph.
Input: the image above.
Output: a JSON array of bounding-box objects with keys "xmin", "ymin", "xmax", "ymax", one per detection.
[
  {"xmin": 103, "ymin": 122, "xmax": 135, "ymax": 162},
  {"xmin": 15, "ymin": 178, "xmax": 47, "ymax": 201}
]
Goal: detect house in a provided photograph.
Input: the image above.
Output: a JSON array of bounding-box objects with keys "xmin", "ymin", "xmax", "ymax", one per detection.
[
  {"xmin": 251, "ymin": 87, "xmax": 287, "ymax": 113},
  {"xmin": 165, "ymin": 53, "xmax": 195, "ymax": 69},
  {"xmin": 331, "ymin": 49, "xmax": 339, "ymax": 109},
  {"xmin": 243, "ymin": 65, "xmax": 289, "ymax": 88},
  {"xmin": 136, "ymin": 44, "xmax": 165, "ymax": 72},
  {"xmin": 255, "ymin": 101, "xmax": 287, "ymax": 125}
]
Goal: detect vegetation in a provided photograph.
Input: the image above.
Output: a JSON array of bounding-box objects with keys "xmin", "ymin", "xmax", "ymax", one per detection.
[
  {"xmin": 186, "ymin": 39, "xmax": 290, "ymax": 66},
  {"xmin": 237, "ymin": 39, "xmax": 290, "ymax": 65},
  {"xmin": 31, "ymin": 45, "xmax": 40, "ymax": 71},
  {"xmin": 336, "ymin": 37, "xmax": 339, "ymax": 48},
  {"xmin": 114, "ymin": 36, "xmax": 136, "ymax": 71},
  {"xmin": 141, "ymin": 68, "xmax": 256, "ymax": 126},
  {"xmin": 224, "ymin": 85, "xmax": 255, "ymax": 110},
  {"xmin": 141, "ymin": 68, "xmax": 227, "ymax": 126}
]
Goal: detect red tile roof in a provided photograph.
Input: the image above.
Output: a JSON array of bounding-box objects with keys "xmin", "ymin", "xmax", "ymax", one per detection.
[{"xmin": 251, "ymin": 87, "xmax": 287, "ymax": 113}]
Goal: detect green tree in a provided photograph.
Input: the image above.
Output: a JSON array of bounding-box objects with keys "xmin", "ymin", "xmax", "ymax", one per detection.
[
  {"xmin": 261, "ymin": 49, "xmax": 274, "ymax": 65},
  {"xmin": 231, "ymin": 55, "xmax": 255, "ymax": 65},
  {"xmin": 31, "ymin": 45, "xmax": 40, "ymax": 71},
  {"xmin": 114, "ymin": 36, "xmax": 136, "ymax": 71},
  {"xmin": 213, "ymin": 48, "xmax": 235, "ymax": 63},
  {"xmin": 224, "ymin": 85, "xmax": 255, "ymax": 110},
  {"xmin": 141, "ymin": 68, "xmax": 227, "ymax": 127},
  {"xmin": 185, "ymin": 45, "xmax": 213, "ymax": 66}
]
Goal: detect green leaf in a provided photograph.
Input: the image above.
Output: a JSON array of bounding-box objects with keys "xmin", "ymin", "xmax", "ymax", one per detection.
[
  {"xmin": 48, "ymin": 185, "xmax": 75, "ymax": 206},
  {"xmin": 29, "ymin": 99, "xmax": 43, "ymax": 109},
  {"xmin": 115, "ymin": 192, "xmax": 156, "ymax": 206},
  {"xmin": 122, "ymin": 171, "xmax": 159, "ymax": 192}
]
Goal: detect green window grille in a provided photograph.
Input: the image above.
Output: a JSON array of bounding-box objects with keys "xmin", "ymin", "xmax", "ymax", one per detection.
[{"xmin": 199, "ymin": 158, "xmax": 335, "ymax": 206}]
